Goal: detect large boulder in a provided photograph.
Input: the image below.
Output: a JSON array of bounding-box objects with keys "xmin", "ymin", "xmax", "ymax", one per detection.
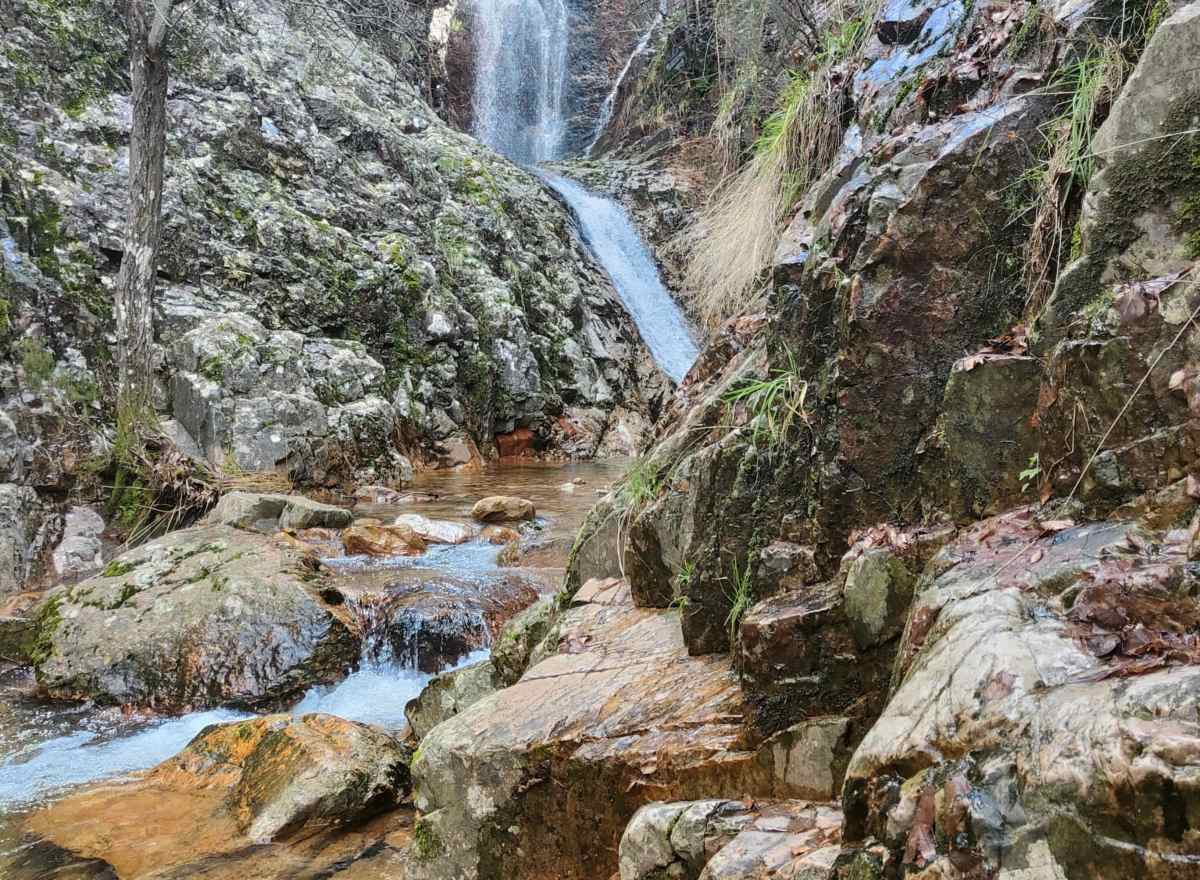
[
  {"xmin": 27, "ymin": 713, "xmax": 413, "ymax": 877},
  {"xmin": 406, "ymin": 581, "xmax": 846, "ymax": 880},
  {"xmin": 840, "ymin": 511, "xmax": 1200, "ymax": 878},
  {"xmin": 32, "ymin": 525, "xmax": 358, "ymax": 710}
]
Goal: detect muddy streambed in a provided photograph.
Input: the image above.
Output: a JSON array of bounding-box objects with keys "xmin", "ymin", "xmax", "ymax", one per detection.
[{"xmin": 0, "ymin": 458, "xmax": 626, "ymax": 878}]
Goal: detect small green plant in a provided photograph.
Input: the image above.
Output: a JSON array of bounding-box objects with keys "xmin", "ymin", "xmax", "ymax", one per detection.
[
  {"xmin": 670, "ymin": 561, "xmax": 695, "ymax": 610},
  {"xmin": 615, "ymin": 457, "xmax": 662, "ymax": 509},
  {"xmin": 724, "ymin": 557, "xmax": 754, "ymax": 644},
  {"xmin": 100, "ymin": 559, "xmax": 140, "ymax": 579},
  {"xmin": 723, "ymin": 349, "xmax": 809, "ymax": 446},
  {"xmin": 414, "ymin": 818, "xmax": 444, "ymax": 862},
  {"xmin": 1019, "ymin": 452, "xmax": 1042, "ymax": 493},
  {"xmin": 1014, "ymin": 38, "xmax": 1130, "ymax": 317},
  {"xmin": 17, "ymin": 336, "xmax": 55, "ymax": 388}
]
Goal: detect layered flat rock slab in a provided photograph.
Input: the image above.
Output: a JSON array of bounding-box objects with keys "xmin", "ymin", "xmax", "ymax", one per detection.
[
  {"xmin": 27, "ymin": 713, "xmax": 412, "ymax": 879},
  {"xmin": 841, "ymin": 510, "xmax": 1200, "ymax": 878},
  {"xmin": 620, "ymin": 799, "xmax": 842, "ymax": 880},
  {"xmin": 408, "ymin": 582, "xmax": 838, "ymax": 880},
  {"xmin": 33, "ymin": 524, "xmax": 358, "ymax": 710}
]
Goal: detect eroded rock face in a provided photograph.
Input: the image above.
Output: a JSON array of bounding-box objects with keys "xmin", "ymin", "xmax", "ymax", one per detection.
[
  {"xmin": 840, "ymin": 511, "xmax": 1200, "ymax": 878},
  {"xmin": 407, "ymin": 580, "xmax": 840, "ymax": 880},
  {"xmin": 1, "ymin": 0, "xmax": 664, "ymax": 493},
  {"xmin": 33, "ymin": 525, "xmax": 358, "ymax": 710},
  {"xmin": 28, "ymin": 713, "xmax": 413, "ymax": 877},
  {"xmin": 0, "ymin": 483, "xmax": 54, "ymax": 597}
]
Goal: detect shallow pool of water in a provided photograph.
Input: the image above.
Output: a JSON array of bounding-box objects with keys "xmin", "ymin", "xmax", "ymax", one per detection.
[{"xmin": 0, "ymin": 458, "xmax": 628, "ymax": 876}]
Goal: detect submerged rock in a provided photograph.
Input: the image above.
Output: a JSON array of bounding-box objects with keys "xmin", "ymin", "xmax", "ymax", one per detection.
[
  {"xmin": 28, "ymin": 713, "xmax": 412, "ymax": 876},
  {"xmin": 32, "ymin": 525, "xmax": 358, "ymax": 710}
]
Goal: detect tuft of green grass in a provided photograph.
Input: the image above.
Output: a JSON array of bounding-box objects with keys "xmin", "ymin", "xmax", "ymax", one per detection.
[
  {"xmin": 724, "ymin": 557, "xmax": 754, "ymax": 644},
  {"xmin": 615, "ymin": 457, "xmax": 663, "ymax": 510},
  {"xmin": 722, "ymin": 348, "xmax": 809, "ymax": 447},
  {"xmin": 677, "ymin": 0, "xmax": 879, "ymax": 330},
  {"xmin": 1013, "ymin": 40, "xmax": 1129, "ymax": 318}
]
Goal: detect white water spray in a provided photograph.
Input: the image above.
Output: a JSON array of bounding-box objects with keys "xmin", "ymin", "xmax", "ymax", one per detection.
[{"xmin": 473, "ymin": 0, "xmax": 570, "ymax": 162}]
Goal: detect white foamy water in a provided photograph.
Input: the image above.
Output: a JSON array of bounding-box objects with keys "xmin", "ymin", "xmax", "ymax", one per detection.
[
  {"xmin": 0, "ymin": 643, "xmax": 489, "ymax": 809},
  {"xmin": 292, "ymin": 647, "xmax": 490, "ymax": 729},
  {"xmin": 0, "ymin": 707, "xmax": 250, "ymax": 809},
  {"xmin": 473, "ymin": 0, "xmax": 570, "ymax": 162},
  {"xmin": 540, "ymin": 172, "xmax": 699, "ymax": 382}
]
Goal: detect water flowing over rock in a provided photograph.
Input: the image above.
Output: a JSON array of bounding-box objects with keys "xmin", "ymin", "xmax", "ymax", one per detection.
[
  {"xmin": 472, "ymin": 0, "xmax": 570, "ymax": 162},
  {"xmin": 541, "ymin": 172, "xmax": 699, "ymax": 383},
  {"xmin": 27, "ymin": 713, "xmax": 414, "ymax": 876}
]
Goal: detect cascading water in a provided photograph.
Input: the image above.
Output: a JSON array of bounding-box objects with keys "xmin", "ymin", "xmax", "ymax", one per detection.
[
  {"xmin": 468, "ymin": 0, "xmax": 700, "ymax": 382},
  {"xmin": 540, "ymin": 172, "xmax": 699, "ymax": 382},
  {"xmin": 586, "ymin": 0, "xmax": 668, "ymax": 155},
  {"xmin": 472, "ymin": 0, "xmax": 570, "ymax": 163}
]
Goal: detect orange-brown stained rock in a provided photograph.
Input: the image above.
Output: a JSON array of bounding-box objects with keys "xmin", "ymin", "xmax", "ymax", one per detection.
[
  {"xmin": 342, "ymin": 522, "xmax": 427, "ymax": 557},
  {"xmin": 409, "ymin": 583, "xmax": 827, "ymax": 880},
  {"xmin": 495, "ymin": 427, "xmax": 536, "ymax": 459},
  {"xmin": 28, "ymin": 714, "xmax": 413, "ymax": 879}
]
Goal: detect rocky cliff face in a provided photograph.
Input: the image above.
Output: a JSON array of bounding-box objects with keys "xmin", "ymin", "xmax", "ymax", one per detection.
[
  {"xmin": 0, "ymin": 0, "xmax": 672, "ymax": 593},
  {"xmin": 0, "ymin": 0, "xmax": 667, "ymax": 476}
]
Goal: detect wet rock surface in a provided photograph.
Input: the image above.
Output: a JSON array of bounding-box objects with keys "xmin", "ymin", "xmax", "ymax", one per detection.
[
  {"xmin": 0, "ymin": 0, "xmax": 665, "ymax": 502},
  {"xmin": 840, "ymin": 511, "xmax": 1200, "ymax": 878},
  {"xmin": 407, "ymin": 579, "xmax": 843, "ymax": 880},
  {"xmin": 620, "ymin": 799, "xmax": 842, "ymax": 880},
  {"xmin": 27, "ymin": 713, "xmax": 413, "ymax": 877},
  {"xmin": 33, "ymin": 525, "xmax": 358, "ymax": 710}
]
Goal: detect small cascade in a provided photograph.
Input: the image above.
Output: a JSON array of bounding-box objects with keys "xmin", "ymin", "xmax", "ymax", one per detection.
[
  {"xmin": 586, "ymin": 0, "xmax": 668, "ymax": 155},
  {"xmin": 540, "ymin": 172, "xmax": 700, "ymax": 383},
  {"xmin": 473, "ymin": 0, "xmax": 570, "ymax": 162}
]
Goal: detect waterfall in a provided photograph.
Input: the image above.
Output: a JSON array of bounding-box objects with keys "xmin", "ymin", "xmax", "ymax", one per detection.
[
  {"xmin": 473, "ymin": 0, "xmax": 570, "ymax": 163},
  {"xmin": 540, "ymin": 172, "xmax": 699, "ymax": 383},
  {"xmin": 586, "ymin": 0, "xmax": 668, "ymax": 155}
]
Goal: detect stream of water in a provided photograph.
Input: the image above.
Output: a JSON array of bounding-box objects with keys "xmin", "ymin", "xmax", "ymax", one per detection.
[
  {"xmin": 0, "ymin": 460, "xmax": 625, "ymax": 874},
  {"xmin": 540, "ymin": 172, "xmax": 699, "ymax": 382},
  {"xmin": 471, "ymin": 0, "xmax": 700, "ymax": 384},
  {"xmin": 472, "ymin": 0, "xmax": 570, "ymax": 163}
]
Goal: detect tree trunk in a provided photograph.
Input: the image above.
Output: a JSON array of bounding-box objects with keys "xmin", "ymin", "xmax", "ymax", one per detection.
[{"xmin": 114, "ymin": 0, "xmax": 170, "ymax": 433}]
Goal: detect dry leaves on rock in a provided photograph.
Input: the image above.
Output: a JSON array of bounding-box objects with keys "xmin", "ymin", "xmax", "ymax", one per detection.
[
  {"xmin": 1113, "ymin": 269, "xmax": 1187, "ymax": 322},
  {"xmin": 1066, "ymin": 545, "xmax": 1200, "ymax": 678},
  {"xmin": 953, "ymin": 324, "xmax": 1029, "ymax": 372}
]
